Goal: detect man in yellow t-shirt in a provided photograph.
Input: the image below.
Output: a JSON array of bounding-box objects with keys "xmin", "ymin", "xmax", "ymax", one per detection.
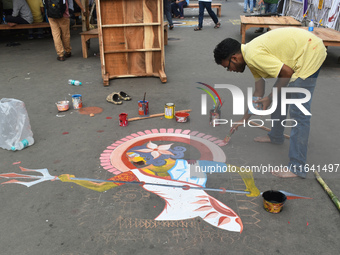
[{"xmin": 213, "ymin": 27, "xmax": 327, "ymax": 178}]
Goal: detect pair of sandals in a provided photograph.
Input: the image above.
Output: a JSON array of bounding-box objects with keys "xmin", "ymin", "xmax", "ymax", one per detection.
[{"xmin": 106, "ymin": 91, "xmax": 132, "ymax": 105}]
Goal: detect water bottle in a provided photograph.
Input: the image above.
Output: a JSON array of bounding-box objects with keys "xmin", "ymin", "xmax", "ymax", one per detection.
[
  {"xmin": 260, "ymin": 4, "xmax": 265, "ymax": 14},
  {"xmin": 2, "ymin": 13, "xmax": 7, "ymax": 24},
  {"xmin": 308, "ymin": 20, "xmax": 314, "ymax": 32},
  {"xmin": 68, "ymin": 79, "xmax": 82, "ymax": 86},
  {"xmin": 11, "ymin": 137, "xmax": 34, "ymax": 151}
]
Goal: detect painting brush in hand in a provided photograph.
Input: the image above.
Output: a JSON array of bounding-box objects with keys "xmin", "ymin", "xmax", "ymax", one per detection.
[
  {"xmin": 223, "ymin": 127, "xmax": 236, "ymax": 144},
  {"xmin": 214, "ymin": 100, "xmax": 220, "ymax": 113}
]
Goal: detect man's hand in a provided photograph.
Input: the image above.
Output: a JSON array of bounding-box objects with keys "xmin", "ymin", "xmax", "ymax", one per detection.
[{"xmin": 256, "ymin": 96, "xmax": 272, "ymax": 110}]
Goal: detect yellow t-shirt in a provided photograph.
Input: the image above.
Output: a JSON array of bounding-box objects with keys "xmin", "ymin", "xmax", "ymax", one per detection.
[
  {"xmin": 241, "ymin": 27, "xmax": 327, "ymax": 81},
  {"xmin": 27, "ymin": 0, "xmax": 44, "ymax": 23}
]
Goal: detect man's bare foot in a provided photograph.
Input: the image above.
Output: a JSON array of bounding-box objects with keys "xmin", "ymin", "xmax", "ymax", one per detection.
[
  {"xmin": 8, "ymin": 22, "xmax": 17, "ymax": 27},
  {"xmin": 254, "ymin": 135, "xmax": 271, "ymax": 143},
  {"xmin": 271, "ymin": 167, "xmax": 299, "ymax": 178}
]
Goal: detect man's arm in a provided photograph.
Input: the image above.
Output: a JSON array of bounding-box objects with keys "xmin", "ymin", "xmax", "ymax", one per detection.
[
  {"xmin": 233, "ymin": 78, "xmax": 265, "ymax": 130},
  {"xmin": 259, "ymin": 64, "xmax": 294, "ymax": 109},
  {"xmin": 73, "ymin": 0, "xmax": 86, "ymax": 13}
]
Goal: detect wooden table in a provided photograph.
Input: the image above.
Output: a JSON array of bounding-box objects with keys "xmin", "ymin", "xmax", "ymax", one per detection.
[
  {"xmin": 269, "ymin": 26, "xmax": 340, "ymax": 47},
  {"xmin": 240, "ymin": 15, "xmax": 301, "ymax": 43}
]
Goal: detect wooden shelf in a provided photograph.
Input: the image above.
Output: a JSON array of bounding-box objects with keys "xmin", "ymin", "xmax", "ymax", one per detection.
[{"xmin": 96, "ymin": 0, "xmax": 166, "ymax": 86}]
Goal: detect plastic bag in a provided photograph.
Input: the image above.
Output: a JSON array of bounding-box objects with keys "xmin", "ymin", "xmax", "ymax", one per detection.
[{"xmin": 0, "ymin": 98, "xmax": 34, "ymax": 151}]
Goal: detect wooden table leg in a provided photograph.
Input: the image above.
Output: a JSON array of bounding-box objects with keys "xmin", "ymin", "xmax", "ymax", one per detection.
[
  {"xmin": 217, "ymin": 7, "xmax": 221, "ymax": 17},
  {"xmin": 241, "ymin": 24, "xmax": 246, "ymax": 44},
  {"xmin": 81, "ymin": 35, "xmax": 88, "ymax": 59}
]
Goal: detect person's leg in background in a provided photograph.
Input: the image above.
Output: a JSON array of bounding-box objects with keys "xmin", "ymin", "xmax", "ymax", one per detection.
[
  {"xmin": 164, "ymin": 0, "xmax": 174, "ymax": 29},
  {"xmin": 49, "ymin": 18, "xmax": 65, "ymax": 61},
  {"xmin": 178, "ymin": 0, "xmax": 187, "ymax": 18},
  {"xmin": 59, "ymin": 17, "xmax": 72, "ymax": 58},
  {"xmin": 204, "ymin": 1, "xmax": 220, "ymax": 28}
]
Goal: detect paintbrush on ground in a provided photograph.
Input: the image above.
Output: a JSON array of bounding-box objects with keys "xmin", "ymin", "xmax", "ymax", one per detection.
[
  {"xmin": 223, "ymin": 127, "xmax": 236, "ymax": 144},
  {"xmin": 142, "ymin": 92, "xmax": 147, "ymax": 115}
]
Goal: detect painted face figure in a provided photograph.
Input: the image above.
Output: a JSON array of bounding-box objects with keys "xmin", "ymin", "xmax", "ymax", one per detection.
[{"xmin": 125, "ymin": 141, "xmax": 187, "ymax": 177}]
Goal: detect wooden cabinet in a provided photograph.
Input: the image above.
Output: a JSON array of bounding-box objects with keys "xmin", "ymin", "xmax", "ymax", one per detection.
[{"xmin": 96, "ymin": 0, "xmax": 167, "ymax": 86}]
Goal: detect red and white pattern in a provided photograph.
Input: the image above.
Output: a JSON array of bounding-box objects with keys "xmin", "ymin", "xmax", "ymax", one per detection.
[{"xmin": 100, "ymin": 129, "xmax": 226, "ymax": 175}]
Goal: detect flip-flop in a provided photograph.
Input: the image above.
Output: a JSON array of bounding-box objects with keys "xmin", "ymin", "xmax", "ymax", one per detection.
[
  {"xmin": 214, "ymin": 22, "xmax": 221, "ymax": 29},
  {"xmin": 194, "ymin": 27, "xmax": 202, "ymax": 31},
  {"xmin": 119, "ymin": 91, "xmax": 132, "ymax": 101},
  {"xmin": 106, "ymin": 92, "xmax": 123, "ymax": 104}
]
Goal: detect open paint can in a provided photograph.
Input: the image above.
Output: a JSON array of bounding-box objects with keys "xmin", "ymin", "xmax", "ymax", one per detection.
[
  {"xmin": 138, "ymin": 100, "xmax": 149, "ymax": 115},
  {"xmin": 119, "ymin": 113, "xmax": 128, "ymax": 126},
  {"xmin": 72, "ymin": 94, "xmax": 83, "ymax": 109},
  {"xmin": 164, "ymin": 103, "xmax": 175, "ymax": 119},
  {"xmin": 209, "ymin": 108, "xmax": 221, "ymax": 126},
  {"xmin": 175, "ymin": 112, "xmax": 190, "ymax": 123},
  {"xmin": 262, "ymin": 190, "xmax": 287, "ymax": 213},
  {"xmin": 56, "ymin": 100, "xmax": 69, "ymax": 112}
]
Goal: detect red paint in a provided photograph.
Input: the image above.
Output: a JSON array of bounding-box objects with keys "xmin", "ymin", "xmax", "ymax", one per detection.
[
  {"xmin": 106, "ymin": 117, "xmax": 112, "ymax": 119},
  {"xmin": 119, "ymin": 113, "xmax": 128, "ymax": 127},
  {"xmin": 62, "ymin": 132, "xmax": 69, "ymax": 135}
]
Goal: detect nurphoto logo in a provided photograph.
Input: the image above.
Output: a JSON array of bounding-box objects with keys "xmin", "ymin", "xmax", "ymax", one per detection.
[{"xmin": 200, "ymin": 84, "xmax": 312, "ymax": 128}]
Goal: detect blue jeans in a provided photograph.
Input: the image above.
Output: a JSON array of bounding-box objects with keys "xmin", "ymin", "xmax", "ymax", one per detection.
[
  {"xmin": 198, "ymin": 1, "xmax": 218, "ymax": 28},
  {"xmin": 171, "ymin": 1, "xmax": 188, "ymax": 17},
  {"xmin": 164, "ymin": 0, "xmax": 173, "ymax": 26},
  {"xmin": 268, "ymin": 69, "xmax": 321, "ymax": 178},
  {"xmin": 244, "ymin": 0, "xmax": 254, "ymax": 12},
  {"xmin": 264, "ymin": 3, "xmax": 278, "ymax": 13}
]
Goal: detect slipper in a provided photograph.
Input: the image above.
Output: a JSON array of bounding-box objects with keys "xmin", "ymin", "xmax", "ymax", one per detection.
[
  {"xmin": 194, "ymin": 27, "xmax": 202, "ymax": 31},
  {"xmin": 214, "ymin": 22, "xmax": 221, "ymax": 29},
  {"xmin": 119, "ymin": 91, "xmax": 132, "ymax": 101},
  {"xmin": 57, "ymin": 56, "xmax": 65, "ymax": 61},
  {"xmin": 106, "ymin": 92, "xmax": 123, "ymax": 105}
]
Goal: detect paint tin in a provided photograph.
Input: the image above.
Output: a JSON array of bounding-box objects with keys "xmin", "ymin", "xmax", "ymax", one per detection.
[
  {"xmin": 164, "ymin": 103, "xmax": 175, "ymax": 119},
  {"xmin": 119, "ymin": 113, "xmax": 128, "ymax": 127},
  {"xmin": 262, "ymin": 190, "xmax": 287, "ymax": 213},
  {"xmin": 138, "ymin": 100, "xmax": 149, "ymax": 115},
  {"xmin": 175, "ymin": 112, "xmax": 190, "ymax": 123},
  {"xmin": 210, "ymin": 108, "xmax": 221, "ymax": 126},
  {"xmin": 56, "ymin": 100, "xmax": 69, "ymax": 112},
  {"xmin": 72, "ymin": 94, "xmax": 83, "ymax": 109}
]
